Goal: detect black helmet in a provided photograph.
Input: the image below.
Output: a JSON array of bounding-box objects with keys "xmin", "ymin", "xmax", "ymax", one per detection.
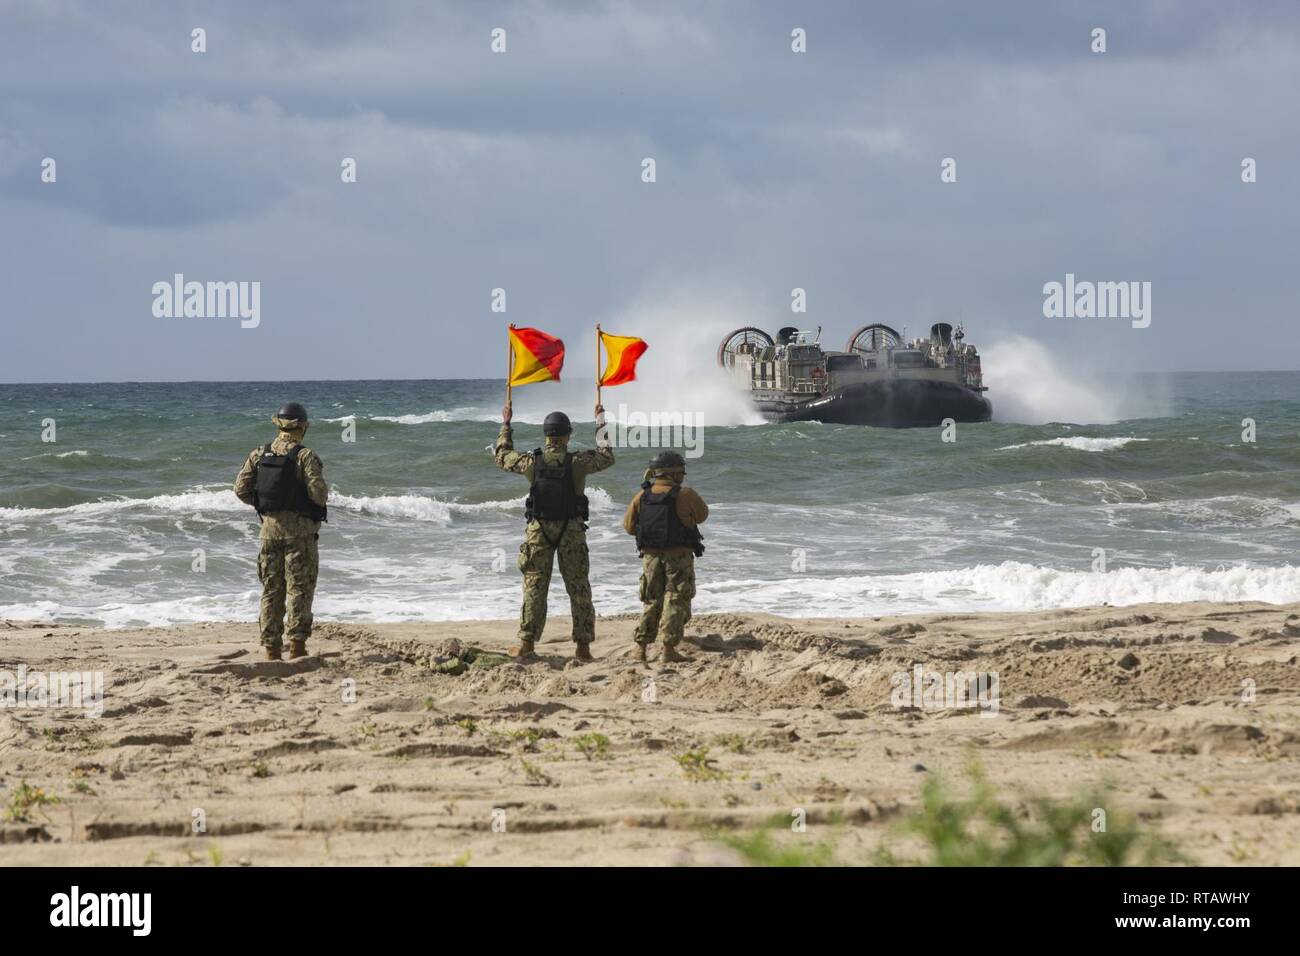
[
  {"xmin": 276, "ymin": 401, "xmax": 309, "ymax": 423},
  {"xmin": 542, "ymin": 411, "xmax": 572, "ymax": 436},
  {"xmin": 649, "ymin": 450, "xmax": 686, "ymax": 471}
]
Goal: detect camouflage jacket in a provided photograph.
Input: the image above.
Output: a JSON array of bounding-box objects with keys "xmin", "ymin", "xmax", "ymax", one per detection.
[
  {"xmin": 234, "ymin": 431, "xmax": 329, "ymax": 540},
  {"xmin": 494, "ymin": 424, "xmax": 614, "ymax": 528},
  {"xmin": 623, "ymin": 475, "xmax": 709, "ymax": 555}
]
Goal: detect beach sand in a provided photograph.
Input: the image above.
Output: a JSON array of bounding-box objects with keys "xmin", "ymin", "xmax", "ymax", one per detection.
[{"xmin": 3, "ymin": 602, "xmax": 1299, "ymax": 866}]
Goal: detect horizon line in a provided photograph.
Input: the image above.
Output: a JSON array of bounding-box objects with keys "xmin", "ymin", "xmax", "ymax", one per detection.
[{"xmin": 4, "ymin": 368, "xmax": 1300, "ymax": 387}]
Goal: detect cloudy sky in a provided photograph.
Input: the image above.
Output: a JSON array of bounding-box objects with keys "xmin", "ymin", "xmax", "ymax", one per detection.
[{"xmin": 1, "ymin": 0, "xmax": 1297, "ymax": 382}]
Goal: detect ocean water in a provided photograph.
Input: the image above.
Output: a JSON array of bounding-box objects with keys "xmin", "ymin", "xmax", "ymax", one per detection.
[{"xmin": 1, "ymin": 372, "xmax": 1298, "ymax": 628}]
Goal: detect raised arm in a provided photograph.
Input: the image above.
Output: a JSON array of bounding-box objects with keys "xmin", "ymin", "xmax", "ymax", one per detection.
[
  {"xmin": 494, "ymin": 405, "xmax": 533, "ymax": 476},
  {"xmin": 575, "ymin": 403, "xmax": 616, "ymax": 475}
]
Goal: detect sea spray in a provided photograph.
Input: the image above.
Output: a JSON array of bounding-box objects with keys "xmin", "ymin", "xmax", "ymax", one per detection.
[{"xmin": 982, "ymin": 335, "xmax": 1169, "ymax": 425}]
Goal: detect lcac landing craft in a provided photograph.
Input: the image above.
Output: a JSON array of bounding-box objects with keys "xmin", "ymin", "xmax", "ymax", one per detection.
[{"xmin": 717, "ymin": 322, "xmax": 991, "ymax": 427}]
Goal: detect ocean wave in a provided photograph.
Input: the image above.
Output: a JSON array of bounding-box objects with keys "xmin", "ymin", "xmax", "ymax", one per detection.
[
  {"xmin": 321, "ymin": 407, "xmax": 546, "ymax": 425},
  {"xmin": 0, "ymin": 596, "xmax": 258, "ymax": 629},
  {"xmin": 329, "ymin": 493, "xmax": 452, "ymax": 524},
  {"xmin": 0, "ymin": 589, "xmax": 523, "ymax": 628},
  {"xmin": 700, "ymin": 561, "xmax": 1300, "ymax": 617},
  {"xmin": 1121, "ymin": 495, "xmax": 1300, "ymax": 530},
  {"xmin": 999, "ymin": 436, "xmax": 1149, "ymax": 453},
  {"xmin": 7, "ymin": 560, "xmax": 1297, "ymax": 628},
  {"xmin": 0, "ymin": 483, "xmax": 616, "ymax": 527},
  {"xmin": 372, "ymin": 406, "xmax": 493, "ymax": 424},
  {"xmin": 0, "ymin": 488, "xmax": 244, "ymax": 519},
  {"xmin": 18, "ymin": 449, "xmax": 91, "ymax": 460},
  {"xmin": 329, "ymin": 486, "xmax": 612, "ymax": 522}
]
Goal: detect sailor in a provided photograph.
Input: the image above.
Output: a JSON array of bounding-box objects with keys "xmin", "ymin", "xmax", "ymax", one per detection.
[
  {"xmin": 622, "ymin": 450, "xmax": 708, "ymax": 664},
  {"xmin": 234, "ymin": 402, "xmax": 328, "ymax": 660},
  {"xmin": 495, "ymin": 403, "xmax": 614, "ymax": 660}
]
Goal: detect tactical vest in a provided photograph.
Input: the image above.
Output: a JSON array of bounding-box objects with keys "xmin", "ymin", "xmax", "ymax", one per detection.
[
  {"xmin": 253, "ymin": 445, "xmax": 328, "ymax": 522},
  {"xmin": 525, "ymin": 449, "xmax": 588, "ymax": 523},
  {"xmin": 636, "ymin": 483, "xmax": 704, "ymax": 556}
]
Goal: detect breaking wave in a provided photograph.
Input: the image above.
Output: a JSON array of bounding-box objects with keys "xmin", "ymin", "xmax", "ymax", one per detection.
[
  {"xmin": 701, "ymin": 561, "xmax": 1300, "ymax": 618},
  {"xmin": 0, "ymin": 486, "xmax": 613, "ymax": 525},
  {"xmin": 322, "ymin": 407, "xmax": 551, "ymax": 425},
  {"xmin": 6, "ymin": 560, "xmax": 1296, "ymax": 629},
  {"xmin": 0, "ymin": 488, "xmax": 243, "ymax": 519},
  {"xmin": 999, "ymin": 436, "xmax": 1150, "ymax": 453}
]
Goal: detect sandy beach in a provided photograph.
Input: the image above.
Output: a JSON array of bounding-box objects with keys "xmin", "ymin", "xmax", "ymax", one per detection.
[{"xmin": 2, "ymin": 602, "xmax": 1299, "ymax": 866}]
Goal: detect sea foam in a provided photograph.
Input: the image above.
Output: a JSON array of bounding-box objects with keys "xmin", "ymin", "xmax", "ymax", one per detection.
[
  {"xmin": 6, "ymin": 560, "xmax": 1297, "ymax": 629},
  {"xmin": 999, "ymin": 436, "xmax": 1149, "ymax": 452}
]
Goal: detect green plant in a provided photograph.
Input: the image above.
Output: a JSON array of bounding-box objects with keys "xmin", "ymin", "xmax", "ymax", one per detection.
[
  {"xmin": 573, "ymin": 732, "xmax": 611, "ymax": 761},
  {"xmin": 520, "ymin": 759, "xmax": 553, "ymax": 786},
  {"xmin": 4, "ymin": 782, "xmax": 61, "ymax": 822},
  {"xmin": 720, "ymin": 824, "xmax": 839, "ymax": 867},
  {"xmin": 718, "ymin": 764, "xmax": 1186, "ymax": 867},
  {"xmin": 428, "ymin": 850, "xmax": 472, "ymax": 867},
  {"xmin": 714, "ymin": 732, "xmax": 746, "ymax": 754},
  {"xmin": 675, "ymin": 748, "xmax": 726, "ymax": 782},
  {"xmin": 875, "ymin": 761, "xmax": 1186, "ymax": 867},
  {"xmin": 507, "ymin": 728, "xmax": 543, "ymax": 751}
]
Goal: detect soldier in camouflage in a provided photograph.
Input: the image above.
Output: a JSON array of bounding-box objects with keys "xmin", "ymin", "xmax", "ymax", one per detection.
[
  {"xmin": 495, "ymin": 403, "xmax": 614, "ymax": 660},
  {"xmin": 234, "ymin": 402, "xmax": 329, "ymax": 661},
  {"xmin": 623, "ymin": 450, "xmax": 708, "ymax": 664}
]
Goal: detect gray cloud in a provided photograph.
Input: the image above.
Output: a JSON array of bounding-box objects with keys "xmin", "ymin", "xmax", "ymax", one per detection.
[{"xmin": 1, "ymin": 0, "xmax": 1297, "ymax": 381}]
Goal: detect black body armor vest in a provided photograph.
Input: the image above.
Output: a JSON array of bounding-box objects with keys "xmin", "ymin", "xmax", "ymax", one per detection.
[
  {"xmin": 525, "ymin": 449, "xmax": 588, "ymax": 523},
  {"xmin": 253, "ymin": 445, "xmax": 328, "ymax": 522},
  {"xmin": 635, "ymin": 483, "xmax": 704, "ymax": 556}
]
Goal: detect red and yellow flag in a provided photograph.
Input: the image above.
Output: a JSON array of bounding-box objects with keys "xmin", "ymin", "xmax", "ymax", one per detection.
[
  {"xmin": 508, "ymin": 326, "xmax": 565, "ymax": 386},
  {"xmin": 598, "ymin": 330, "xmax": 648, "ymax": 387}
]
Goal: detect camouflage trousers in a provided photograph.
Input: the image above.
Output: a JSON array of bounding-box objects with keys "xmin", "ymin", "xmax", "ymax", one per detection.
[
  {"xmin": 257, "ymin": 534, "xmax": 319, "ymax": 648},
  {"xmin": 517, "ymin": 520, "xmax": 595, "ymax": 644},
  {"xmin": 635, "ymin": 551, "xmax": 696, "ymax": 647}
]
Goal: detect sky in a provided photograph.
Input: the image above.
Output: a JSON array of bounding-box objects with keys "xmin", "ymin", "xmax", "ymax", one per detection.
[{"xmin": 1, "ymin": 0, "xmax": 1297, "ymax": 382}]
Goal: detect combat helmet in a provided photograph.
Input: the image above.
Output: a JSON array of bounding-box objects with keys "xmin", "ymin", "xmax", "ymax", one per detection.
[
  {"xmin": 276, "ymin": 402, "xmax": 309, "ymax": 423},
  {"xmin": 542, "ymin": 411, "xmax": 572, "ymax": 436},
  {"xmin": 648, "ymin": 450, "xmax": 686, "ymax": 472}
]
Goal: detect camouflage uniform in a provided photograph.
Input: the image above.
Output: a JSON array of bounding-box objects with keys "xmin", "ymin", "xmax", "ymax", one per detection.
[
  {"xmin": 234, "ymin": 422, "xmax": 328, "ymax": 651},
  {"xmin": 623, "ymin": 473, "xmax": 708, "ymax": 647},
  {"xmin": 494, "ymin": 421, "xmax": 614, "ymax": 644}
]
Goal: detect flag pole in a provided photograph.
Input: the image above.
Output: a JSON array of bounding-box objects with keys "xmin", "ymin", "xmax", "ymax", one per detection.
[
  {"xmin": 595, "ymin": 323, "xmax": 602, "ymax": 411},
  {"xmin": 506, "ymin": 324, "xmax": 514, "ymax": 414}
]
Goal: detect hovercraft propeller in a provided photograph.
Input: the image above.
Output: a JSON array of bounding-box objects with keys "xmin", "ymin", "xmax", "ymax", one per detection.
[
  {"xmin": 845, "ymin": 323, "xmax": 902, "ymax": 353},
  {"xmin": 716, "ymin": 327, "xmax": 775, "ymax": 368}
]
